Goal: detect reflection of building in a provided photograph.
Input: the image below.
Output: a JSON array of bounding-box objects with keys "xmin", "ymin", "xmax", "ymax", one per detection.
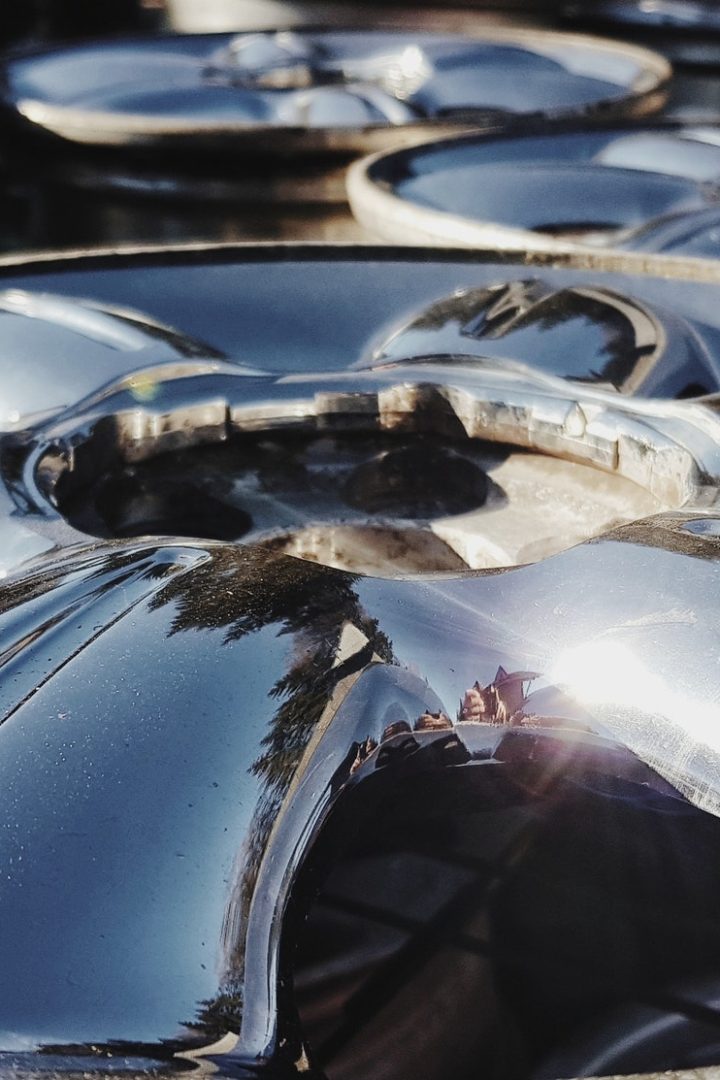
[
  {"xmin": 459, "ymin": 667, "xmax": 540, "ymax": 726},
  {"xmin": 415, "ymin": 710, "xmax": 452, "ymax": 732}
]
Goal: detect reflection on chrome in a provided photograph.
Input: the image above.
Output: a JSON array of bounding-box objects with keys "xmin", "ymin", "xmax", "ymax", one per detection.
[
  {"xmin": 1, "ymin": 28, "xmax": 669, "ymax": 147},
  {"xmin": 553, "ymin": 638, "xmax": 720, "ymax": 810},
  {"xmin": 554, "ymin": 639, "xmax": 683, "ymax": 716},
  {"xmin": 359, "ymin": 279, "xmax": 715, "ymax": 397},
  {"xmin": 0, "ymin": 289, "xmax": 232, "ymax": 432},
  {"xmin": 7, "ymin": 261, "xmax": 720, "ymax": 590},
  {"xmin": 1, "ymin": 512, "xmax": 720, "ymax": 1077},
  {"xmin": 17, "ymin": 351, "xmax": 720, "ymax": 556},
  {"xmin": 348, "ymin": 124, "xmax": 720, "ymax": 257},
  {"xmin": 7, "ymin": 259, "xmax": 720, "ymax": 1080},
  {"xmin": 460, "ymin": 667, "xmax": 541, "ymax": 725}
]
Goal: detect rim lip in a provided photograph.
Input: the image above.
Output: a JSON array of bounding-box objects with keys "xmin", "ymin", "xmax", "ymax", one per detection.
[
  {"xmin": 7, "ymin": 238, "xmax": 720, "ymax": 284},
  {"xmin": 4, "ymin": 244, "xmax": 720, "ymax": 616},
  {"xmin": 22, "ymin": 352, "xmax": 713, "ymax": 555},
  {"xmin": 8, "ymin": 243, "xmax": 720, "ymax": 529},
  {"xmin": 1, "ymin": 25, "xmax": 671, "ymax": 150},
  {"xmin": 345, "ymin": 120, "xmax": 720, "ymax": 258}
]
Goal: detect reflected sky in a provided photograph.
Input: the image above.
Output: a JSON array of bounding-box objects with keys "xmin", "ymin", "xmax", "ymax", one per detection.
[
  {"xmin": 3, "ymin": 508, "xmax": 720, "ymax": 1062},
  {"xmin": 371, "ymin": 127, "xmax": 720, "ymax": 253},
  {"xmin": 0, "ymin": 552, "xmax": 289, "ymax": 1045},
  {"xmin": 3, "ymin": 254, "xmax": 720, "ymax": 385},
  {"xmin": 362, "ymin": 280, "xmax": 666, "ymax": 390},
  {"xmin": 4, "ymin": 30, "xmax": 656, "ymax": 134},
  {"xmin": 0, "ymin": 541, "xmax": 395, "ymax": 1053}
]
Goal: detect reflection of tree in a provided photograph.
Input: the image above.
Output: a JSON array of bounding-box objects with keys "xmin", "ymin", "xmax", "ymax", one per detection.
[
  {"xmin": 478, "ymin": 282, "xmax": 643, "ymax": 389},
  {"xmin": 598, "ymin": 516, "xmax": 720, "ymax": 562},
  {"xmin": 148, "ymin": 544, "xmax": 394, "ymax": 1041},
  {"xmin": 520, "ymin": 289, "xmax": 639, "ymax": 389},
  {"xmin": 384, "ymin": 280, "xmax": 643, "ymax": 389},
  {"xmin": 395, "ymin": 284, "xmax": 501, "ymax": 334},
  {"xmin": 0, "ymin": 547, "xmax": 172, "ymax": 614},
  {"xmin": 184, "ymin": 985, "xmax": 244, "ymax": 1044}
]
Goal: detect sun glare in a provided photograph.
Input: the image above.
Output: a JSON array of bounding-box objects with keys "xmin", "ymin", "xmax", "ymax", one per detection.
[{"xmin": 552, "ymin": 639, "xmax": 720, "ymax": 758}]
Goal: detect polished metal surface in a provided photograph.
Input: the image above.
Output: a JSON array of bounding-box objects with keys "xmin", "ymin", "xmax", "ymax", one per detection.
[
  {"xmin": 347, "ymin": 124, "xmax": 720, "ymax": 257},
  {"xmin": 627, "ymin": 206, "xmax": 720, "ymax": 256},
  {"xmin": 561, "ymin": 0, "xmax": 720, "ymax": 124},
  {"xmin": 18, "ymin": 358, "xmax": 698, "ymax": 570},
  {"xmin": 537, "ymin": 978, "xmax": 720, "ymax": 1078},
  {"xmin": 0, "ymin": 289, "xmax": 244, "ymax": 432},
  {"xmin": 0, "ymin": 28, "xmax": 669, "ymax": 153},
  {"xmin": 357, "ymin": 278, "xmax": 719, "ymax": 396},
  {"xmin": 4, "ymin": 504, "xmax": 720, "ymax": 1076},
  {"xmin": 2, "ymin": 21, "xmax": 668, "ymax": 250},
  {"xmin": 4, "ymin": 243, "xmax": 720, "ymax": 580},
  {"xmin": 4, "ymin": 2, "xmax": 720, "ymax": 1080},
  {"xmin": 7, "ymin": 246, "xmax": 720, "ymax": 1079}
]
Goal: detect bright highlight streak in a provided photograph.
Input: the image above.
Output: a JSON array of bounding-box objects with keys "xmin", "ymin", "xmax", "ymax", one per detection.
[{"xmin": 552, "ymin": 639, "xmax": 720, "ymax": 758}]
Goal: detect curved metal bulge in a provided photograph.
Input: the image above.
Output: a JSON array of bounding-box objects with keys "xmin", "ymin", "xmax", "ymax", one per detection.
[
  {"xmin": 19, "ymin": 348, "xmax": 720, "ymax": 519},
  {"xmin": 625, "ymin": 206, "xmax": 720, "ymax": 258},
  {"xmin": 0, "ymin": 289, "xmax": 247, "ymax": 434},
  {"xmin": 6, "ymin": 255, "xmax": 720, "ymax": 587},
  {"xmin": 7, "ymin": 251, "xmax": 720, "ymax": 1077},
  {"xmin": 1, "ymin": 511, "xmax": 720, "ymax": 1074},
  {"xmin": 355, "ymin": 278, "xmax": 718, "ymax": 397}
]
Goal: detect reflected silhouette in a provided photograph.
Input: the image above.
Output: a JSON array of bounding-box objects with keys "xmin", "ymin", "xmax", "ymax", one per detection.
[
  {"xmin": 4, "ymin": 516, "xmax": 720, "ymax": 1074},
  {"xmin": 147, "ymin": 544, "xmax": 394, "ymax": 1041},
  {"xmin": 184, "ymin": 987, "xmax": 244, "ymax": 1044},
  {"xmin": 367, "ymin": 280, "xmax": 661, "ymax": 391},
  {"xmin": 459, "ymin": 666, "xmax": 541, "ymax": 726}
]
